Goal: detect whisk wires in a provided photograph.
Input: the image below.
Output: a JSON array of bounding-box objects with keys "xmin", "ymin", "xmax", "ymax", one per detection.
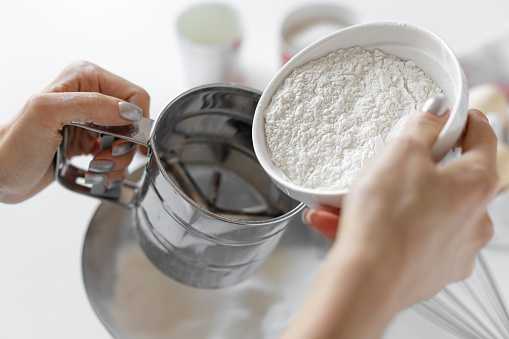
[{"xmin": 414, "ymin": 253, "xmax": 509, "ymax": 339}]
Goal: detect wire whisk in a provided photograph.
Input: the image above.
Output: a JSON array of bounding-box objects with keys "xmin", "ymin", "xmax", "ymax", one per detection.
[{"xmin": 414, "ymin": 252, "xmax": 509, "ymax": 338}]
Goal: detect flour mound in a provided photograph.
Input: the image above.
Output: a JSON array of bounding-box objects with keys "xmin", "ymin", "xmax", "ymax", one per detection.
[{"xmin": 264, "ymin": 47, "xmax": 442, "ymax": 190}]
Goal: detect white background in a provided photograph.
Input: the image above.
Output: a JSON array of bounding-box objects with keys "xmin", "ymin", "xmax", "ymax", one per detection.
[{"xmin": 1, "ymin": 0, "xmax": 509, "ymax": 338}]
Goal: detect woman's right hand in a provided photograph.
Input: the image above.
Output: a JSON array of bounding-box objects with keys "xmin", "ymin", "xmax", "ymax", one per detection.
[
  {"xmin": 285, "ymin": 96, "xmax": 498, "ymax": 338},
  {"xmin": 340, "ymin": 106, "xmax": 497, "ymax": 305}
]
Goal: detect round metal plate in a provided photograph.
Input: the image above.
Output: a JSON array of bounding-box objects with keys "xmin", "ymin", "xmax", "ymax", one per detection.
[
  {"xmin": 82, "ymin": 198, "xmax": 333, "ymax": 338},
  {"xmin": 82, "ymin": 176, "xmax": 455, "ymax": 339}
]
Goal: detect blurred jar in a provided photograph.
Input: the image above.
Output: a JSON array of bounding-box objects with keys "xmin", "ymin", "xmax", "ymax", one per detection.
[
  {"xmin": 281, "ymin": 4, "xmax": 359, "ymax": 65},
  {"xmin": 177, "ymin": 3, "xmax": 242, "ymax": 86}
]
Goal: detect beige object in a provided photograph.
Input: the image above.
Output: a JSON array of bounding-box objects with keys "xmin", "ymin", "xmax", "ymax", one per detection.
[
  {"xmin": 469, "ymin": 84, "xmax": 508, "ymax": 125},
  {"xmin": 497, "ymin": 141, "xmax": 509, "ymax": 192},
  {"xmin": 469, "ymin": 84, "xmax": 509, "ymax": 192}
]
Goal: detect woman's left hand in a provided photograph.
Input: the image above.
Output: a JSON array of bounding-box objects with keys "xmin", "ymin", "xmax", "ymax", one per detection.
[{"xmin": 0, "ymin": 61, "xmax": 150, "ymax": 203}]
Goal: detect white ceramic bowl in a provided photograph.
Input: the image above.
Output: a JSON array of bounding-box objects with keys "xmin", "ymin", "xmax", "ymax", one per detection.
[{"xmin": 252, "ymin": 21, "xmax": 468, "ymax": 208}]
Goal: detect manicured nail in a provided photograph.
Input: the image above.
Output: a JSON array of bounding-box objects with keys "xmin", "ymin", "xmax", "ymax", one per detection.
[
  {"xmin": 112, "ymin": 142, "xmax": 135, "ymax": 156},
  {"xmin": 421, "ymin": 93, "xmax": 449, "ymax": 116},
  {"xmin": 119, "ymin": 102, "xmax": 143, "ymax": 122},
  {"xmin": 302, "ymin": 208, "xmax": 314, "ymax": 226},
  {"xmin": 84, "ymin": 173, "xmax": 108, "ymax": 185},
  {"xmin": 88, "ymin": 159, "xmax": 115, "ymax": 173}
]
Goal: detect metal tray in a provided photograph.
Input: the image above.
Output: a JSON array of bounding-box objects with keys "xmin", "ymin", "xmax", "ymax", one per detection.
[{"xmin": 82, "ymin": 185, "xmax": 456, "ymax": 339}]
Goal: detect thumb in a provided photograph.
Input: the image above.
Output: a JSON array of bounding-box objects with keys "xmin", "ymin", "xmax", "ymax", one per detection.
[
  {"xmin": 28, "ymin": 92, "xmax": 143, "ymax": 128},
  {"xmin": 400, "ymin": 93, "xmax": 450, "ymax": 151}
]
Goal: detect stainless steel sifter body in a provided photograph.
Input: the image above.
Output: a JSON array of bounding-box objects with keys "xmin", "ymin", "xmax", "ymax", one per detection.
[{"xmin": 56, "ymin": 84, "xmax": 304, "ymax": 288}]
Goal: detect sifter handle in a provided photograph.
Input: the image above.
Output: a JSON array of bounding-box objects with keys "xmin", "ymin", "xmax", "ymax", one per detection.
[{"xmin": 55, "ymin": 117, "xmax": 154, "ymax": 208}]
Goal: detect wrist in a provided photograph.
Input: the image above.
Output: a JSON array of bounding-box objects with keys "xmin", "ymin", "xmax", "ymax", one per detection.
[{"xmin": 283, "ymin": 243, "xmax": 403, "ymax": 339}]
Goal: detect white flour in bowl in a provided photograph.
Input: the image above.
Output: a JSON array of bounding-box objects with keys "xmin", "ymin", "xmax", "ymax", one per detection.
[{"xmin": 264, "ymin": 46, "xmax": 442, "ymax": 190}]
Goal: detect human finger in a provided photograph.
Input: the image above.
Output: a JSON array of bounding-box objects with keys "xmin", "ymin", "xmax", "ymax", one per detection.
[
  {"xmin": 308, "ymin": 205, "xmax": 340, "ymax": 215},
  {"xmin": 457, "ymin": 110, "xmax": 497, "ymax": 168},
  {"xmin": 400, "ymin": 93, "xmax": 450, "ymax": 151},
  {"xmin": 302, "ymin": 207, "xmax": 340, "ymax": 241},
  {"xmin": 88, "ymin": 143, "xmax": 136, "ymax": 174},
  {"xmin": 449, "ymin": 213, "xmax": 492, "ymax": 282},
  {"xmin": 106, "ymin": 168, "xmax": 129, "ymax": 185},
  {"xmin": 85, "ymin": 63, "xmax": 150, "ymax": 118},
  {"xmin": 111, "ymin": 139, "xmax": 137, "ymax": 157},
  {"xmin": 440, "ymin": 110, "xmax": 498, "ymax": 201},
  {"xmin": 473, "ymin": 212, "xmax": 494, "ymax": 250},
  {"xmin": 98, "ymin": 70, "xmax": 150, "ymax": 118},
  {"xmin": 25, "ymin": 92, "xmax": 143, "ymax": 128},
  {"xmin": 47, "ymin": 61, "xmax": 150, "ymax": 118},
  {"xmin": 84, "ymin": 168, "xmax": 127, "ymax": 187}
]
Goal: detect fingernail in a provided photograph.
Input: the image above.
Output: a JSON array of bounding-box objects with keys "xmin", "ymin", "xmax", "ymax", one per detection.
[
  {"xmin": 420, "ymin": 93, "xmax": 449, "ymax": 116},
  {"xmin": 119, "ymin": 102, "xmax": 143, "ymax": 122},
  {"xmin": 84, "ymin": 173, "xmax": 108, "ymax": 185},
  {"xmin": 302, "ymin": 208, "xmax": 314, "ymax": 226},
  {"xmin": 112, "ymin": 142, "xmax": 135, "ymax": 156},
  {"xmin": 88, "ymin": 159, "xmax": 115, "ymax": 173}
]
